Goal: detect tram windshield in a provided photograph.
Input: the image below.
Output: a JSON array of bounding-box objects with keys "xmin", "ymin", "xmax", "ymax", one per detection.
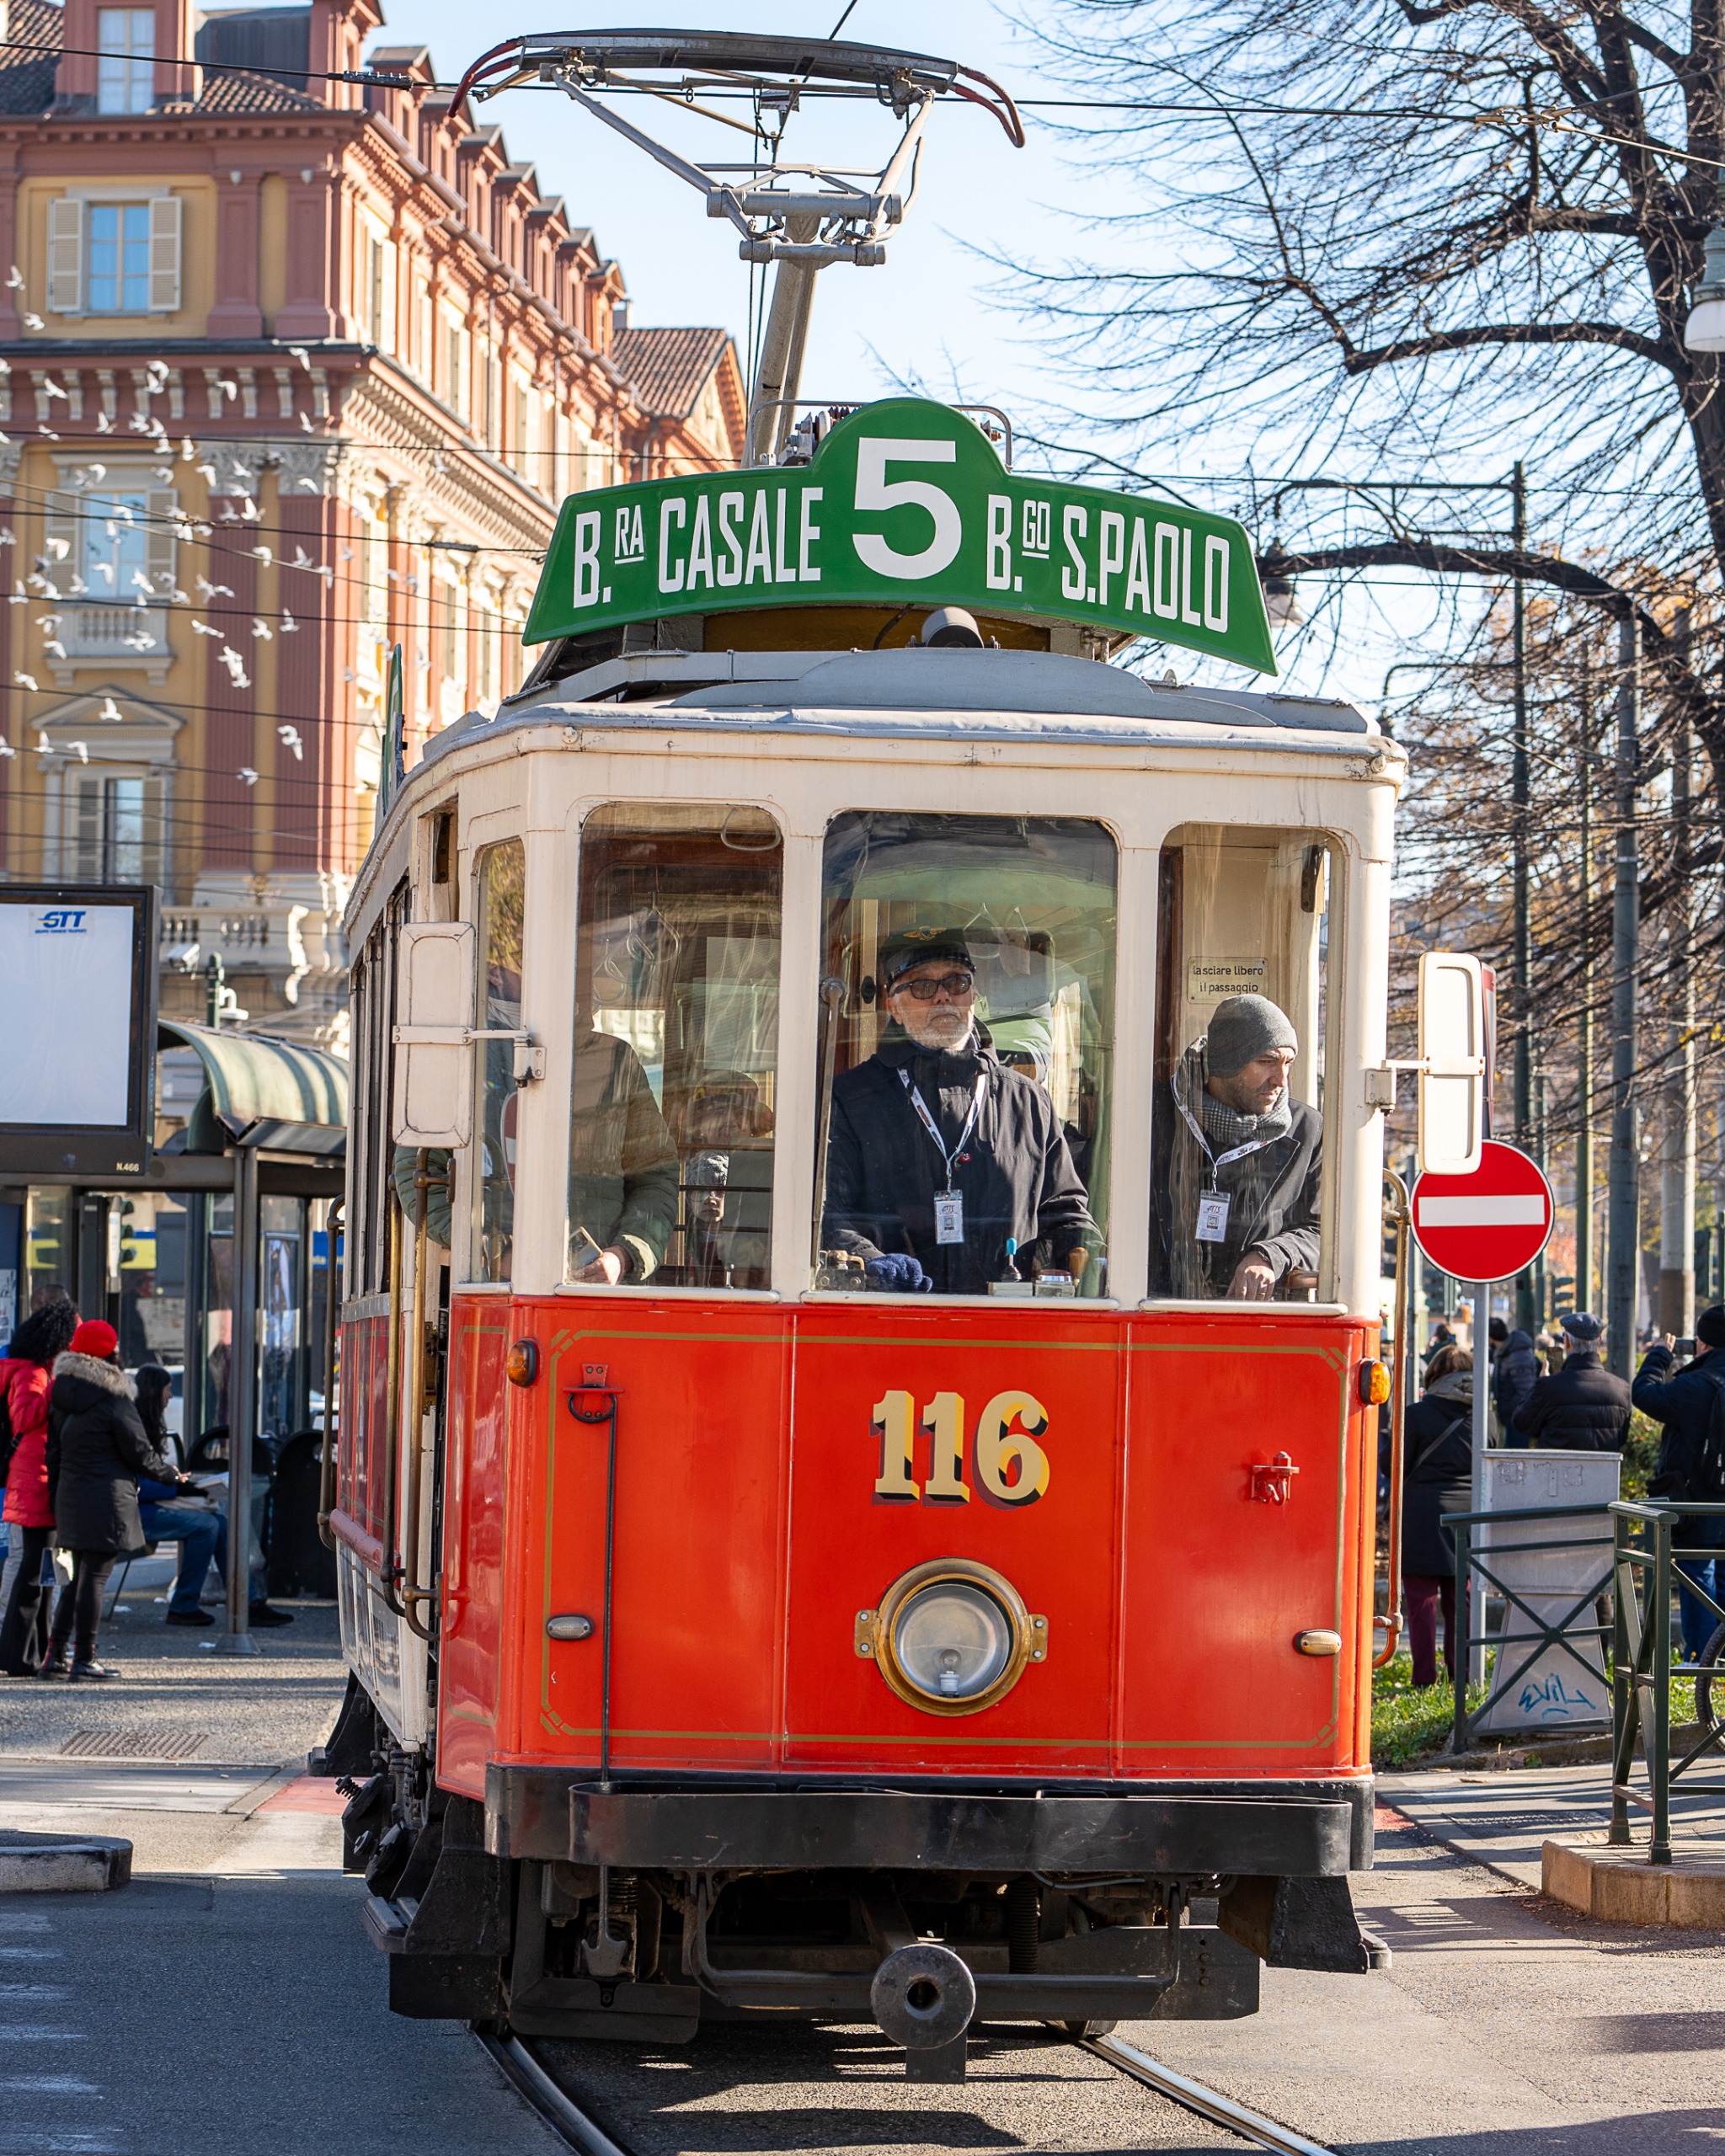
[
  {"xmin": 564, "ymin": 803, "xmax": 782, "ymax": 1290},
  {"xmin": 1150, "ymin": 826, "xmax": 1333, "ymax": 1302},
  {"xmin": 816, "ymin": 813, "xmax": 1116, "ymax": 1298}
]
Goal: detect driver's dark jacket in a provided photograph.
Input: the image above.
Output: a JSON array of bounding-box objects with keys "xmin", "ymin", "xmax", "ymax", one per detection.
[
  {"xmin": 1151, "ymin": 1082, "xmax": 1322, "ymax": 1297},
  {"xmin": 822, "ymin": 1025, "xmax": 1097, "ymax": 1294}
]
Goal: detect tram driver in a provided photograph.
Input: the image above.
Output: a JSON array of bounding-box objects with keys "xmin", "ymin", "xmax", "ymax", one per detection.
[
  {"xmin": 820, "ymin": 929, "xmax": 1100, "ymax": 1295},
  {"xmin": 1153, "ymin": 993, "xmax": 1322, "ymax": 1300}
]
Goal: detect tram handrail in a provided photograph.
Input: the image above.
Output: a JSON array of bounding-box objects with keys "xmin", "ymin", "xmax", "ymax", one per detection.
[
  {"xmin": 1374, "ymin": 1168, "xmax": 1411, "ymax": 1669},
  {"xmin": 317, "ymin": 1198, "xmax": 344, "ymax": 1553},
  {"xmin": 809, "ymin": 976, "xmax": 846, "ymax": 1270},
  {"xmin": 381, "ymin": 1190, "xmax": 408, "ymax": 1620},
  {"xmin": 398, "ymin": 1150, "xmax": 442, "ymax": 1643}
]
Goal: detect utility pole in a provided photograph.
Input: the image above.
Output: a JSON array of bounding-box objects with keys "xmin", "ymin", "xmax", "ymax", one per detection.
[
  {"xmin": 1576, "ymin": 646, "xmax": 1595, "ymax": 1313},
  {"xmin": 1607, "ymin": 609, "xmax": 1641, "ymax": 1376},
  {"xmin": 1511, "ymin": 461, "xmax": 1534, "ymax": 1333},
  {"xmin": 1659, "ymin": 614, "xmax": 1696, "ymax": 1337}
]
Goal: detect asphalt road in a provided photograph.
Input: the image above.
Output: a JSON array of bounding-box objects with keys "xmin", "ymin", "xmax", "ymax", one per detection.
[{"xmin": 4, "ymin": 1603, "xmax": 1722, "ymax": 2156}]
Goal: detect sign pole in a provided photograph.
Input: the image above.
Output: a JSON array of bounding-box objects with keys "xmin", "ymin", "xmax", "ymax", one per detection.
[{"xmin": 1469, "ymin": 1278, "xmax": 1494, "ymax": 1687}]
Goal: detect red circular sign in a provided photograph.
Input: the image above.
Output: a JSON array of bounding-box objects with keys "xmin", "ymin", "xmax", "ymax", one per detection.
[{"xmin": 1410, "ymin": 1139, "xmax": 1554, "ymax": 1283}]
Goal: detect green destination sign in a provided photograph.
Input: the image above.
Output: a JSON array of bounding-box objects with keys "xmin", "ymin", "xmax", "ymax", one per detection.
[{"xmin": 524, "ymin": 398, "xmax": 1276, "ymax": 675}]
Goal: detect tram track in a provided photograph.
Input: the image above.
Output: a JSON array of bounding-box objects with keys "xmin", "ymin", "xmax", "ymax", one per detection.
[{"xmin": 483, "ymin": 2023, "xmax": 1337, "ymax": 2156}]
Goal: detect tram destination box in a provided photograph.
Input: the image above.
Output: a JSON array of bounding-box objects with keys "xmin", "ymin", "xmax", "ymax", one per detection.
[{"xmin": 0, "ymin": 883, "xmax": 158, "ymax": 1177}]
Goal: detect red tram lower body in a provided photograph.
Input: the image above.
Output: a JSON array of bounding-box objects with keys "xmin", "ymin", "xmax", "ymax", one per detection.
[{"xmin": 329, "ymin": 1294, "xmax": 1380, "ymax": 2057}]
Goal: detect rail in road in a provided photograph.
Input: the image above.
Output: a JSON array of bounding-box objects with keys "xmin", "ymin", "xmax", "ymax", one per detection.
[{"xmin": 484, "ymin": 2023, "xmax": 1337, "ymax": 2156}]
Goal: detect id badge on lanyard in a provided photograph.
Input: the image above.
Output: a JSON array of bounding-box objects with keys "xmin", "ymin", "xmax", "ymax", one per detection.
[
  {"xmin": 933, "ymin": 1191, "xmax": 964, "ymax": 1245},
  {"xmin": 1195, "ymin": 1190, "xmax": 1231, "ymax": 1244},
  {"xmin": 902, "ymin": 1069, "xmax": 985, "ymax": 1248}
]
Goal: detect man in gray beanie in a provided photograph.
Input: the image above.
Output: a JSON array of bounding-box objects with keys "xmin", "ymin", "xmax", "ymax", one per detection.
[{"xmin": 1151, "ymin": 993, "xmax": 1322, "ymax": 1299}]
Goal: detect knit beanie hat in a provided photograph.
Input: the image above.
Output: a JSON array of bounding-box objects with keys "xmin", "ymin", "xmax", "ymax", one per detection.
[
  {"xmin": 1204, "ymin": 995, "xmax": 1297, "ymax": 1079},
  {"xmin": 1698, "ymin": 1305, "xmax": 1725, "ymax": 1350},
  {"xmin": 70, "ymin": 1318, "xmax": 117, "ymax": 1359}
]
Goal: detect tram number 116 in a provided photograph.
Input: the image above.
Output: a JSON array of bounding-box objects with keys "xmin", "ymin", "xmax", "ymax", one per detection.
[{"xmin": 872, "ymin": 1390, "xmax": 1051, "ymax": 1508}]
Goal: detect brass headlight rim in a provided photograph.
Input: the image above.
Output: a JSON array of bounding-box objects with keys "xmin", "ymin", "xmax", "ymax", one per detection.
[{"xmin": 868, "ymin": 1556, "xmax": 1035, "ymax": 1718}]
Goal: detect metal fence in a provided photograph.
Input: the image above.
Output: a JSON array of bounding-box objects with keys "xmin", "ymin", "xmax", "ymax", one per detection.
[
  {"xmin": 1448, "ymin": 1503, "xmax": 1616, "ymax": 1753},
  {"xmin": 1610, "ymin": 1499, "xmax": 1725, "ymax": 1865}
]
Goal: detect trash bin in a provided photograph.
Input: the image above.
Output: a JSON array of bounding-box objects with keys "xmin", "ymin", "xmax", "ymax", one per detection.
[{"xmin": 267, "ymin": 1430, "xmax": 336, "ymax": 1600}]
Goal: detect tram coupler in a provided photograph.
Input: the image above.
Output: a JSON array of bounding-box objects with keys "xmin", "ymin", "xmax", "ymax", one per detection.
[{"xmin": 871, "ymin": 1943, "xmax": 976, "ymax": 2083}]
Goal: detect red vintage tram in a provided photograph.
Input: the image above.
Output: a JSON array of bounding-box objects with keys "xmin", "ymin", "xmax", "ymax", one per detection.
[{"xmin": 312, "ymin": 33, "xmax": 1487, "ymax": 2080}]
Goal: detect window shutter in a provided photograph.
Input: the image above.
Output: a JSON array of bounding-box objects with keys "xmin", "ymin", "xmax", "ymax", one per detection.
[
  {"xmin": 46, "ymin": 198, "xmax": 83, "ymax": 315},
  {"xmin": 71, "ymin": 775, "xmax": 104, "ymax": 881},
  {"xmin": 145, "ymin": 486, "xmax": 176, "ymax": 590},
  {"xmin": 141, "ymin": 772, "xmax": 167, "ymax": 887},
  {"xmin": 43, "ymin": 490, "xmax": 77, "ymax": 582},
  {"xmin": 147, "ymin": 196, "xmax": 181, "ymax": 312},
  {"xmin": 378, "ymin": 242, "xmax": 398, "ymax": 356}
]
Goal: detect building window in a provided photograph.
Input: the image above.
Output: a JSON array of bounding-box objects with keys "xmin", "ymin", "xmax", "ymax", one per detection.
[
  {"xmin": 48, "ymin": 196, "xmax": 180, "ymax": 315},
  {"xmin": 87, "ymin": 205, "xmax": 151, "ymax": 312},
  {"xmin": 68, "ymin": 771, "xmax": 166, "ymax": 883},
  {"xmin": 97, "ymin": 8, "xmax": 154, "ymax": 115}
]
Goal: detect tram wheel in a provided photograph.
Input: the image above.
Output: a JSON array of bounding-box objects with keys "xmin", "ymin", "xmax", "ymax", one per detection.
[{"xmin": 1695, "ymin": 1622, "xmax": 1725, "ymax": 1730}]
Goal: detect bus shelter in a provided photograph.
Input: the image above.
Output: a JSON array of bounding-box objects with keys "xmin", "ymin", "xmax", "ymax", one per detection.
[{"xmin": 0, "ymin": 1019, "xmax": 346, "ymax": 1644}]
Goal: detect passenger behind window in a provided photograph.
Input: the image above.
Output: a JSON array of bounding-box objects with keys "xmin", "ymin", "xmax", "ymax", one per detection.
[
  {"xmin": 674, "ymin": 1074, "xmax": 773, "ymax": 1289},
  {"xmin": 567, "ymin": 1031, "xmax": 680, "ymax": 1285},
  {"xmin": 1153, "ymin": 993, "xmax": 1322, "ymax": 1300},
  {"xmin": 821, "ymin": 928, "xmax": 1100, "ymax": 1296}
]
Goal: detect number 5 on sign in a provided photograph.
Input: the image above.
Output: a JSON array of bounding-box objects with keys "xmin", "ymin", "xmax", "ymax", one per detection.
[{"xmin": 871, "ymin": 1389, "xmax": 1051, "ymax": 1507}]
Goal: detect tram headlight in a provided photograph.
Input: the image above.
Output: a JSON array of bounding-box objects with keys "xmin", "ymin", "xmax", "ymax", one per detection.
[
  {"xmin": 859, "ymin": 1559, "xmax": 1044, "ymax": 1716},
  {"xmin": 895, "ymin": 1582, "xmax": 1012, "ymax": 1700}
]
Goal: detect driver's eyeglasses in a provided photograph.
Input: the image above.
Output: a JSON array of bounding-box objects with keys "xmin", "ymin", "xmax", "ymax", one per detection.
[{"xmin": 895, "ymin": 970, "xmax": 975, "ymax": 1001}]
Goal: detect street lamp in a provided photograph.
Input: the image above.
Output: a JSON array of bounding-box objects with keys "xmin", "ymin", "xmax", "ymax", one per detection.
[
  {"xmin": 1685, "ymin": 200, "xmax": 1725, "ymax": 350},
  {"xmin": 1258, "ymin": 546, "xmax": 1304, "ymax": 627}
]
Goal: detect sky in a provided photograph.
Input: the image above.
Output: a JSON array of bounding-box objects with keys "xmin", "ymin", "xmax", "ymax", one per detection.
[{"xmin": 339, "ymin": 0, "xmax": 1480, "ymax": 712}]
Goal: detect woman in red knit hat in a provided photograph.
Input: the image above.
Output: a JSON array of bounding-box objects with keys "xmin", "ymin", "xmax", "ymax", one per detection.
[
  {"xmin": 42, "ymin": 1318, "xmax": 175, "ymax": 1680},
  {"xmin": 0, "ymin": 1297, "xmax": 80, "ymax": 1673}
]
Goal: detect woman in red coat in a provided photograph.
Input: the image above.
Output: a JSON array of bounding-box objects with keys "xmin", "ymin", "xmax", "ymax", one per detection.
[{"xmin": 0, "ymin": 1299, "xmax": 78, "ymax": 1673}]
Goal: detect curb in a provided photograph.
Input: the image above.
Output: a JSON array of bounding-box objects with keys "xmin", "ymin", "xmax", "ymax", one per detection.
[
  {"xmin": 1543, "ymin": 1833, "xmax": 1725, "ymax": 1928},
  {"xmin": 0, "ymin": 1833, "xmax": 131, "ymax": 1892}
]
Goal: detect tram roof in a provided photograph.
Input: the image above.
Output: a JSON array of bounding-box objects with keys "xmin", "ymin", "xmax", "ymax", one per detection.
[{"xmin": 420, "ymin": 646, "xmax": 1379, "ymax": 779}]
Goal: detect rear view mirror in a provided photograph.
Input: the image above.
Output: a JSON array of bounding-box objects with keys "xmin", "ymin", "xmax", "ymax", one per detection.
[
  {"xmin": 1416, "ymin": 951, "xmax": 1486, "ymax": 1175},
  {"xmin": 392, "ymin": 921, "xmax": 476, "ymax": 1149}
]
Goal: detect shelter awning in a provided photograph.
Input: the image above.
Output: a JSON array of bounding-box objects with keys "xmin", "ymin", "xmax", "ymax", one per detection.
[{"xmin": 158, "ymin": 1020, "xmax": 348, "ymax": 1156}]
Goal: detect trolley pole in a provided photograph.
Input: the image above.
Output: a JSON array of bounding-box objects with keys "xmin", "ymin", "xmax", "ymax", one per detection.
[
  {"xmin": 1607, "ymin": 610, "xmax": 1641, "ymax": 1378},
  {"xmin": 1577, "ymin": 647, "xmax": 1595, "ymax": 1312},
  {"xmin": 1510, "ymin": 462, "xmax": 1534, "ymax": 1335}
]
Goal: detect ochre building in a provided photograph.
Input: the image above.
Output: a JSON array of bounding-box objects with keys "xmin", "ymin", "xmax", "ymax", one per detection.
[{"xmin": 0, "ymin": 0, "xmax": 744, "ymax": 1043}]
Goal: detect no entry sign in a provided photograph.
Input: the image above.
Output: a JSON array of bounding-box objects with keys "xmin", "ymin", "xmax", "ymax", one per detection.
[{"xmin": 1411, "ymin": 1139, "xmax": 1554, "ymax": 1283}]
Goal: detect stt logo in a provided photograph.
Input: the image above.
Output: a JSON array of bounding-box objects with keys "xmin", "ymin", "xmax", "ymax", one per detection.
[
  {"xmin": 871, "ymin": 1389, "xmax": 1050, "ymax": 1508},
  {"xmin": 37, "ymin": 908, "xmax": 87, "ymax": 932}
]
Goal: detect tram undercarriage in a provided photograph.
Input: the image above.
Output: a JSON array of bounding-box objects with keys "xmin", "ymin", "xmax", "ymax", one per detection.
[{"xmin": 317, "ymin": 1680, "xmax": 1378, "ymax": 2075}]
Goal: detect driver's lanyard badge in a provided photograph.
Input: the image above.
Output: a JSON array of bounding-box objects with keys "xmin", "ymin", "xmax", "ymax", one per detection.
[
  {"xmin": 1175, "ymin": 1096, "xmax": 1274, "ymax": 1245},
  {"xmin": 901, "ymin": 1069, "xmax": 987, "ymax": 1245}
]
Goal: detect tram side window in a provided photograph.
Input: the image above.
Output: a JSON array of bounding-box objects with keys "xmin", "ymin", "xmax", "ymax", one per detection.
[
  {"xmin": 1150, "ymin": 826, "xmax": 1334, "ymax": 1302},
  {"xmin": 470, "ymin": 840, "xmax": 525, "ymax": 1283},
  {"xmin": 816, "ymin": 813, "xmax": 1116, "ymax": 1298},
  {"xmin": 564, "ymin": 803, "xmax": 782, "ymax": 1289}
]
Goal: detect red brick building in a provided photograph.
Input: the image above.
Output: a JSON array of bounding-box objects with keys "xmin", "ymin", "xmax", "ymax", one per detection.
[{"xmin": 0, "ymin": 0, "xmax": 744, "ymax": 1042}]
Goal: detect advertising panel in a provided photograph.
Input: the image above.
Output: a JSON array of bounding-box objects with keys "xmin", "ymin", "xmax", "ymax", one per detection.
[{"xmin": 0, "ymin": 884, "xmax": 158, "ymax": 1175}]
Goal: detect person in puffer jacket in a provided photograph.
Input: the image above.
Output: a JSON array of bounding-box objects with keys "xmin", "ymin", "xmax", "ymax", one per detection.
[
  {"xmin": 0, "ymin": 1299, "xmax": 78, "ymax": 1673},
  {"xmin": 42, "ymin": 1318, "xmax": 174, "ymax": 1681},
  {"xmin": 1489, "ymin": 1317, "xmax": 1540, "ymax": 1442}
]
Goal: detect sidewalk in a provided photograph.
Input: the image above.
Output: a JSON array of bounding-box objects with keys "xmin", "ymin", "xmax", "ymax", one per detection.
[
  {"xmin": 1380, "ymin": 1758, "xmax": 1725, "ymax": 1887},
  {"xmin": 0, "ymin": 1581, "xmax": 567, "ymax": 2154}
]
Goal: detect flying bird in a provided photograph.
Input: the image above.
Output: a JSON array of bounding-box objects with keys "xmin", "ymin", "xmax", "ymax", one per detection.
[
  {"xmin": 97, "ymin": 696, "xmax": 123, "ymax": 723},
  {"xmin": 4, "ymin": 267, "xmax": 21, "ymax": 290},
  {"xmin": 13, "ymin": 671, "xmax": 36, "ymax": 691},
  {"xmin": 237, "ymin": 766, "xmax": 259, "ymax": 786},
  {"xmin": 277, "ymin": 724, "xmax": 303, "ymax": 760},
  {"xmin": 66, "ymin": 739, "xmax": 87, "ymax": 763},
  {"xmin": 195, "ymin": 576, "xmax": 234, "ymax": 600},
  {"xmin": 22, "ymin": 313, "xmax": 42, "ymax": 332},
  {"xmin": 289, "ymin": 345, "xmax": 311, "ymax": 371},
  {"xmin": 298, "ymin": 411, "xmax": 314, "ymax": 433},
  {"xmin": 217, "ymin": 645, "xmax": 250, "ymax": 687},
  {"xmin": 191, "ymin": 619, "xmax": 221, "ymax": 638},
  {"xmin": 252, "ymin": 617, "xmax": 272, "ymax": 641},
  {"xmin": 42, "ymin": 639, "xmax": 64, "ymax": 659},
  {"xmin": 250, "ymin": 546, "xmax": 272, "ymax": 566},
  {"xmin": 280, "ymin": 610, "xmax": 297, "ymax": 633},
  {"xmin": 94, "ymin": 410, "xmax": 111, "ymax": 434}
]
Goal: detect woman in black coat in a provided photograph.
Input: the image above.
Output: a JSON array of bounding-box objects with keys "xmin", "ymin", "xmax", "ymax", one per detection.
[
  {"xmin": 42, "ymin": 1318, "xmax": 174, "ymax": 1681},
  {"xmin": 1402, "ymin": 1344, "xmax": 1476, "ymax": 1688}
]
